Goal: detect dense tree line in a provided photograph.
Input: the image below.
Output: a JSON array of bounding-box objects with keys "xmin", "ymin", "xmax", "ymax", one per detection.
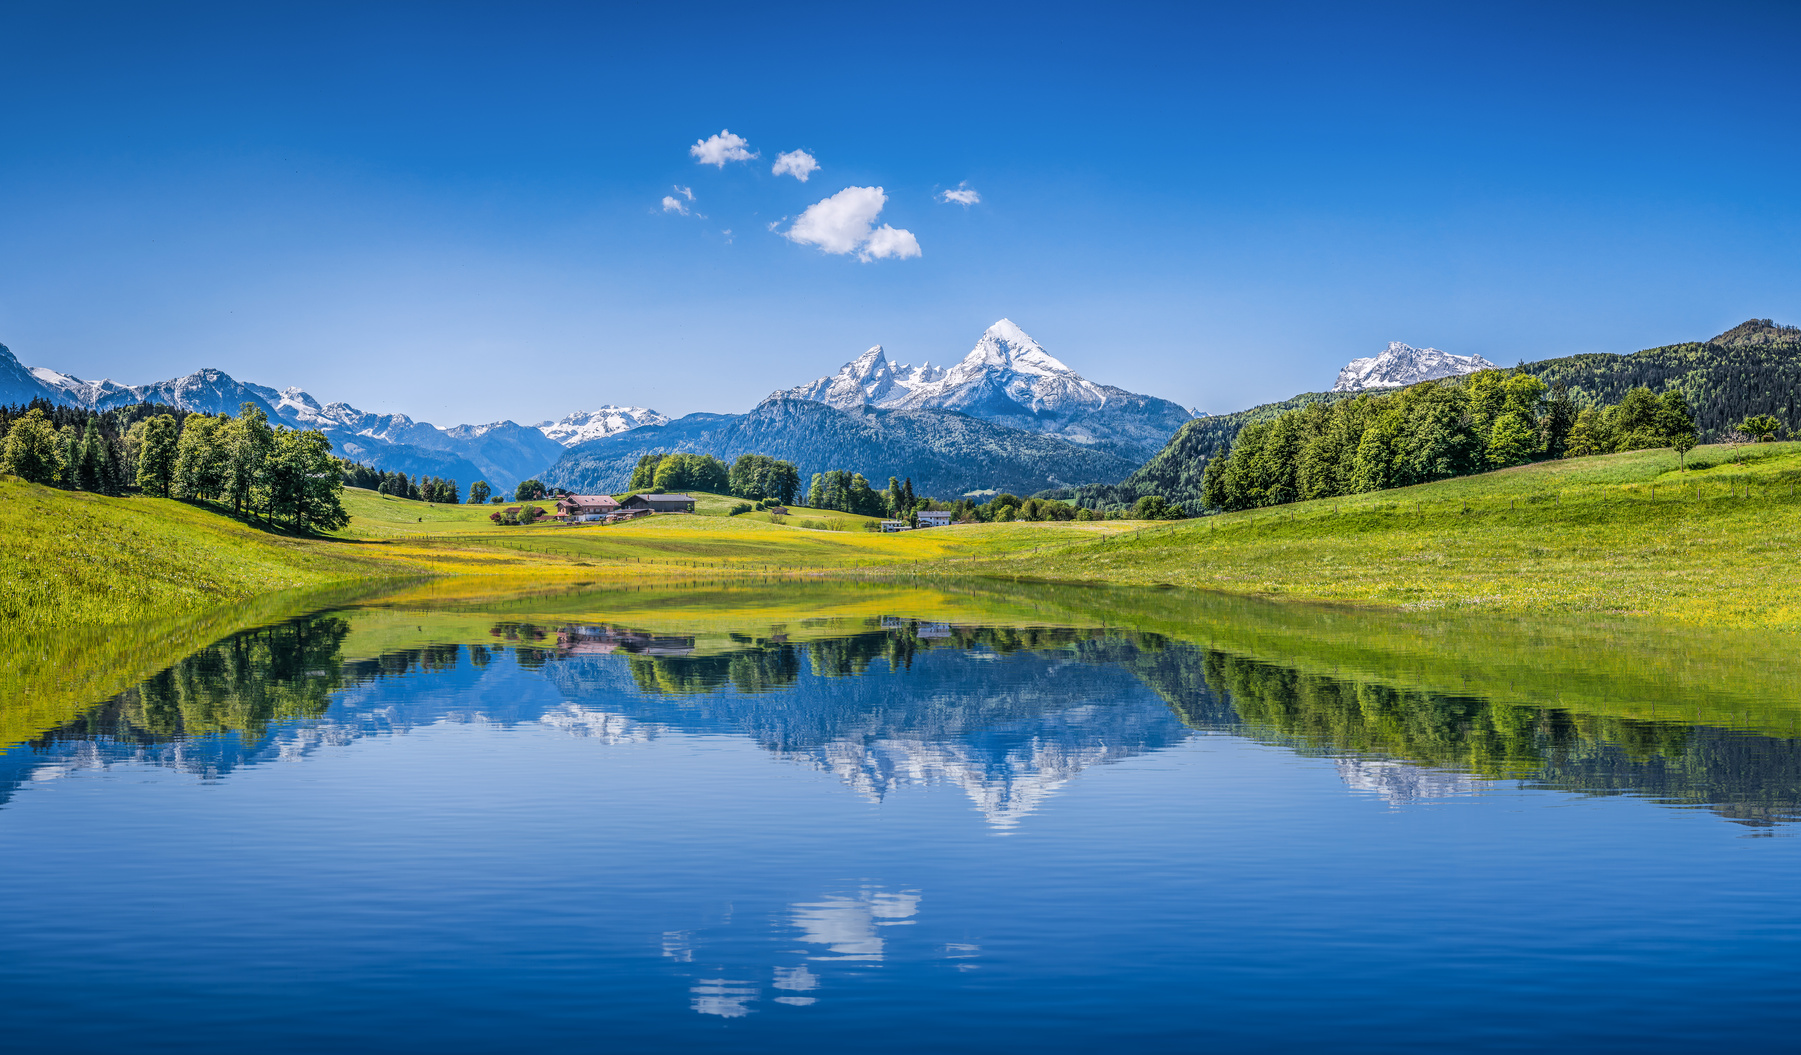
[
  {"xmin": 339, "ymin": 460, "xmax": 461, "ymax": 503},
  {"xmin": 0, "ymin": 398, "xmax": 199, "ymax": 497},
  {"xmin": 0, "ymin": 398, "xmax": 347, "ymax": 531},
  {"xmin": 1521, "ymin": 319, "xmax": 1801, "ymax": 442},
  {"xmin": 627, "ymin": 452, "xmax": 801, "ymax": 504},
  {"xmin": 1200, "ymin": 372, "xmax": 1696, "ymax": 511},
  {"xmin": 971, "ymin": 492, "xmax": 1176, "ymax": 521},
  {"xmin": 726, "ymin": 454, "xmax": 802, "ymax": 504},
  {"xmin": 806, "ymin": 469, "xmax": 888, "ymax": 516}
]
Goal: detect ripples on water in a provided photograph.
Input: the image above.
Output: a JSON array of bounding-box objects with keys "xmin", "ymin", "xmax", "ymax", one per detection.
[{"xmin": 2, "ymin": 584, "xmax": 1798, "ymax": 1052}]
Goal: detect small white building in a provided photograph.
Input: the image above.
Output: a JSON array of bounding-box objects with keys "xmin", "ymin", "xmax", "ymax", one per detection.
[
  {"xmin": 915, "ymin": 511, "xmax": 953, "ymax": 528},
  {"xmin": 879, "ymin": 519, "xmax": 911, "ymax": 532}
]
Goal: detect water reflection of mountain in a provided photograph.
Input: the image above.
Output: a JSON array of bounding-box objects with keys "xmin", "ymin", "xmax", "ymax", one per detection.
[
  {"xmin": 541, "ymin": 632, "xmax": 1192, "ymax": 827},
  {"xmin": 5, "ymin": 612, "xmax": 1801, "ymax": 828}
]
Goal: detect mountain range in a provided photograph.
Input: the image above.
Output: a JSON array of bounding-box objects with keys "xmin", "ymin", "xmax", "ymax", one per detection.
[
  {"xmin": 0, "ymin": 343, "xmax": 664, "ymax": 491},
  {"xmin": 1, "ymin": 320, "xmax": 1192, "ymax": 499},
  {"xmin": 1332, "ymin": 341, "xmax": 1496, "ymax": 392},
  {"xmin": 539, "ymin": 320, "xmax": 1191, "ymax": 495}
]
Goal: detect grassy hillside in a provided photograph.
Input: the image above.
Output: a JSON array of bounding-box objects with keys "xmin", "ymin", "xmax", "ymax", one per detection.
[
  {"xmin": 950, "ymin": 442, "xmax": 1801, "ymax": 627},
  {"xmin": 0, "ymin": 480, "xmax": 599, "ymax": 631},
  {"xmin": 0, "ymin": 477, "xmax": 399, "ymax": 631}
]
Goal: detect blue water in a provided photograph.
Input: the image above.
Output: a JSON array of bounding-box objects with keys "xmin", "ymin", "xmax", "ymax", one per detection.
[{"xmin": 2, "ymin": 606, "xmax": 1798, "ymax": 1052}]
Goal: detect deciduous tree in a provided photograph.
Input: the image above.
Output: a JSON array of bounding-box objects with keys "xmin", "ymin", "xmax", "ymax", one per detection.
[{"xmin": 0, "ymin": 408, "xmax": 63, "ymax": 485}]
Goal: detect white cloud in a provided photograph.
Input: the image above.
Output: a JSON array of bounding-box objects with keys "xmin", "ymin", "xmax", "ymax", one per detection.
[
  {"xmin": 782, "ymin": 185, "xmax": 921, "ymax": 262},
  {"xmin": 662, "ymin": 185, "xmax": 702, "ymax": 217},
  {"xmin": 860, "ymin": 224, "xmax": 922, "ymax": 261},
  {"xmin": 938, "ymin": 182, "xmax": 980, "ymax": 206},
  {"xmin": 690, "ymin": 129, "xmax": 756, "ymax": 167},
  {"xmin": 771, "ymin": 149, "xmax": 819, "ymax": 182}
]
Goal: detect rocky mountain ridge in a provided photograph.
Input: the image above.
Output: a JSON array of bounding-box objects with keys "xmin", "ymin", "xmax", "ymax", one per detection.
[
  {"xmin": 1332, "ymin": 341, "xmax": 1496, "ymax": 392},
  {"xmin": 777, "ymin": 319, "xmax": 1194, "ymax": 460}
]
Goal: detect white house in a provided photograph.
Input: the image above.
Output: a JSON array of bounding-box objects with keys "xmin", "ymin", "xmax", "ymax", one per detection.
[{"xmin": 916, "ymin": 511, "xmax": 954, "ymax": 528}]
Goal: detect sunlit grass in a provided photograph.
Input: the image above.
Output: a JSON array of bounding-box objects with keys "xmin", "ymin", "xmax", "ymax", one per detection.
[{"xmin": 950, "ymin": 442, "xmax": 1801, "ymax": 627}]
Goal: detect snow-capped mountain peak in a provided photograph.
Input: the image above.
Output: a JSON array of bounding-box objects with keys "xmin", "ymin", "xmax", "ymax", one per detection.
[
  {"xmin": 1332, "ymin": 341, "xmax": 1496, "ymax": 392},
  {"xmin": 536, "ymin": 405, "xmax": 669, "ymax": 447},
  {"xmin": 770, "ymin": 318, "xmax": 1192, "ymax": 459},
  {"xmin": 778, "ymin": 319, "xmax": 1100, "ymax": 413},
  {"xmin": 959, "ymin": 318, "xmax": 1077, "ymax": 379}
]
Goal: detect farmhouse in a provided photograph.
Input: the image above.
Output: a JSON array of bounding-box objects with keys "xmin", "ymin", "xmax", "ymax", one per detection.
[
  {"xmin": 915, "ymin": 511, "xmax": 954, "ymax": 528},
  {"xmin": 556, "ymin": 494, "xmax": 621, "ymax": 518},
  {"xmin": 620, "ymin": 493, "xmax": 697, "ymax": 513}
]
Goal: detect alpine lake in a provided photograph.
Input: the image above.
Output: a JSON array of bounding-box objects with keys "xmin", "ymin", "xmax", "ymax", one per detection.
[{"xmin": 4, "ymin": 576, "xmax": 1800, "ymax": 1053}]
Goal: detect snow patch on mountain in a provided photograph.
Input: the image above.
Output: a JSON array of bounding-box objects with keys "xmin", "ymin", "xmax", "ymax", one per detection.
[
  {"xmin": 536, "ymin": 406, "xmax": 669, "ymax": 447},
  {"xmin": 1332, "ymin": 342, "xmax": 1496, "ymax": 392},
  {"xmin": 29, "ymin": 366, "xmax": 132, "ymax": 406}
]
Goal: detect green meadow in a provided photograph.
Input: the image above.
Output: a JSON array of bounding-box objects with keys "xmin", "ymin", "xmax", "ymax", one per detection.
[{"xmin": 949, "ymin": 442, "xmax": 1801, "ymax": 628}]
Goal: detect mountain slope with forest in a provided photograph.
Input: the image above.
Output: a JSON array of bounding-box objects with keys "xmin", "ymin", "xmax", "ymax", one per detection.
[
  {"xmin": 542, "ymin": 396, "xmax": 1138, "ymax": 497},
  {"xmin": 1069, "ymin": 319, "xmax": 1801, "ymax": 509}
]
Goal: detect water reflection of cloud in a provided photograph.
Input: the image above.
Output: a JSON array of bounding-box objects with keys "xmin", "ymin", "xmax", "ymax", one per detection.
[
  {"xmin": 1337, "ymin": 758, "xmax": 1479, "ymax": 804},
  {"xmin": 772, "ymin": 965, "xmax": 818, "ymax": 1006},
  {"xmin": 790, "ymin": 888, "xmax": 921, "ymax": 960},
  {"xmin": 690, "ymin": 978, "xmax": 757, "ymax": 1018}
]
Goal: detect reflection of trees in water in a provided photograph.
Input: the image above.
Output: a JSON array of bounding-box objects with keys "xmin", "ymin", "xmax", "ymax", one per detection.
[
  {"xmin": 1164, "ymin": 647, "xmax": 1801, "ymax": 826},
  {"xmin": 627, "ymin": 648, "xmax": 803, "ymax": 697},
  {"xmin": 43, "ymin": 617, "xmax": 358, "ymax": 746}
]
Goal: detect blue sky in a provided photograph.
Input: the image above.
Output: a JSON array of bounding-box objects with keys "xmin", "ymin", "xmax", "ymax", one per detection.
[{"xmin": 2, "ymin": 1, "xmax": 1798, "ymax": 425}]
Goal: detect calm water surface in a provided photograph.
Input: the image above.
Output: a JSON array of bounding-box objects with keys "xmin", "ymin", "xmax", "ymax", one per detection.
[{"xmin": 3, "ymin": 583, "xmax": 1799, "ymax": 1052}]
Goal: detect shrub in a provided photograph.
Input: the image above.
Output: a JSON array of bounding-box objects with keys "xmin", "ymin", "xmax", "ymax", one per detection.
[{"xmin": 728, "ymin": 501, "xmax": 753, "ymax": 516}]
